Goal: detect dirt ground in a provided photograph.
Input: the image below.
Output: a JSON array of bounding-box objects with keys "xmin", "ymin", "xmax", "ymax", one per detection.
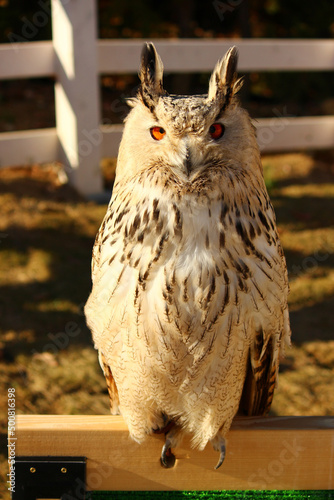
[{"xmin": 0, "ymin": 152, "xmax": 333, "ymax": 498}]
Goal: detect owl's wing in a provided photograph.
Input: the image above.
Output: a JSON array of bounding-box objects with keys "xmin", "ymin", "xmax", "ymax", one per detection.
[
  {"xmin": 239, "ymin": 305, "xmax": 291, "ymax": 416},
  {"xmin": 239, "ymin": 231, "xmax": 291, "ymax": 416},
  {"xmin": 98, "ymin": 351, "xmax": 120, "ymax": 415},
  {"xmin": 239, "ymin": 331, "xmax": 277, "ymax": 415}
]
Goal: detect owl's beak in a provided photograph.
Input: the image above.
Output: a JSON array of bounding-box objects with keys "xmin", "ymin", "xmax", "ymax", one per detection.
[{"xmin": 173, "ymin": 140, "xmax": 199, "ymax": 181}]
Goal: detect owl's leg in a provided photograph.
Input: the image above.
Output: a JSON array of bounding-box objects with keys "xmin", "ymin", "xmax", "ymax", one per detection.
[
  {"xmin": 160, "ymin": 427, "xmax": 179, "ymax": 468},
  {"xmin": 211, "ymin": 434, "xmax": 226, "ymax": 470},
  {"xmin": 152, "ymin": 413, "xmax": 175, "ymax": 435}
]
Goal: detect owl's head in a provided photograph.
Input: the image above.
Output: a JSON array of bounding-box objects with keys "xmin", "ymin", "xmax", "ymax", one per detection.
[{"xmin": 117, "ymin": 43, "xmax": 259, "ymax": 187}]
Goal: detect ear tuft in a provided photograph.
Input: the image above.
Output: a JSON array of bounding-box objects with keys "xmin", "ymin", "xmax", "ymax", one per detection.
[
  {"xmin": 220, "ymin": 46, "xmax": 239, "ymax": 88},
  {"xmin": 139, "ymin": 42, "xmax": 165, "ymax": 111},
  {"xmin": 208, "ymin": 46, "xmax": 240, "ymax": 110}
]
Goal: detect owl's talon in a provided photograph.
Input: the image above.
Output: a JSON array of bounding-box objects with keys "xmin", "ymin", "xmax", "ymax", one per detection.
[
  {"xmin": 160, "ymin": 438, "xmax": 176, "ymax": 468},
  {"xmin": 214, "ymin": 438, "xmax": 226, "ymax": 470}
]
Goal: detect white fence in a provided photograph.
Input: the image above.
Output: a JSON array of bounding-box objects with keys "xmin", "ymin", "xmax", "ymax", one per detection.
[{"xmin": 0, "ymin": 0, "xmax": 334, "ymax": 195}]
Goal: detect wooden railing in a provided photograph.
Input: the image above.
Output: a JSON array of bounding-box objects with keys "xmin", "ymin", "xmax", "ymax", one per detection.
[{"xmin": 11, "ymin": 414, "xmax": 334, "ymax": 492}]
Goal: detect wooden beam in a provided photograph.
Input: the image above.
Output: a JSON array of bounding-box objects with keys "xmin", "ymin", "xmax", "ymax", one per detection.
[
  {"xmin": 98, "ymin": 39, "xmax": 334, "ymax": 74},
  {"xmin": 101, "ymin": 124, "xmax": 123, "ymax": 158},
  {"xmin": 12, "ymin": 415, "xmax": 334, "ymax": 491},
  {"xmin": 1, "ymin": 39, "xmax": 333, "ymax": 82},
  {"xmin": 0, "ymin": 128, "xmax": 58, "ymax": 166},
  {"xmin": 51, "ymin": 0, "xmax": 103, "ymax": 196},
  {"xmin": 256, "ymin": 115, "xmax": 334, "ymax": 152},
  {"xmin": 0, "ymin": 41, "xmax": 54, "ymax": 80}
]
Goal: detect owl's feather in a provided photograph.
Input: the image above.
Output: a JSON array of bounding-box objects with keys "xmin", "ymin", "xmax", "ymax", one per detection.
[
  {"xmin": 85, "ymin": 43, "xmax": 291, "ymax": 467},
  {"xmin": 98, "ymin": 351, "xmax": 120, "ymax": 415}
]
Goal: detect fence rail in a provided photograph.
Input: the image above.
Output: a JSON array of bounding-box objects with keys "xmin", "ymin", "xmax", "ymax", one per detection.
[
  {"xmin": 0, "ymin": 0, "xmax": 334, "ymax": 195},
  {"xmin": 98, "ymin": 38, "xmax": 334, "ymax": 73},
  {"xmin": 2, "ymin": 38, "xmax": 334, "ymax": 79},
  {"xmin": 11, "ymin": 414, "xmax": 334, "ymax": 491}
]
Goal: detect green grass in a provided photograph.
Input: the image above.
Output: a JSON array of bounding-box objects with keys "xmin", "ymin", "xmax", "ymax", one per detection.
[{"xmin": 89, "ymin": 491, "xmax": 333, "ymax": 499}]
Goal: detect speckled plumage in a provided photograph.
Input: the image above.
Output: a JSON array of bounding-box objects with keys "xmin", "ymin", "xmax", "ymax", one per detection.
[{"xmin": 85, "ymin": 43, "xmax": 291, "ymax": 467}]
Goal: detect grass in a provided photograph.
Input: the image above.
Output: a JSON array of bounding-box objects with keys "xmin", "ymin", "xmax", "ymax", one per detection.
[
  {"xmin": 0, "ymin": 153, "xmax": 333, "ymax": 499},
  {"xmin": 89, "ymin": 492, "xmax": 333, "ymax": 499}
]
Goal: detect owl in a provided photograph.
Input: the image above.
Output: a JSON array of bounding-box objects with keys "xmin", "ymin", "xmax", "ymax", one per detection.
[{"xmin": 85, "ymin": 42, "xmax": 291, "ymax": 469}]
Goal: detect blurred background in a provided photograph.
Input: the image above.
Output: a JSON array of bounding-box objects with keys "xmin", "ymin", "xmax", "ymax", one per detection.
[{"xmin": 0, "ymin": 1, "xmax": 334, "ymax": 496}]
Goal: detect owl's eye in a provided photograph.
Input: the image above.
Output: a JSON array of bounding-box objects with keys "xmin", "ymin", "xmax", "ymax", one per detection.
[
  {"xmin": 209, "ymin": 123, "xmax": 225, "ymax": 140},
  {"xmin": 150, "ymin": 126, "xmax": 166, "ymax": 141}
]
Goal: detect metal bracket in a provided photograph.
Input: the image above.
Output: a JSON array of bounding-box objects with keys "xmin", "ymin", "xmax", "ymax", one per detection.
[{"xmin": 12, "ymin": 456, "xmax": 86, "ymax": 500}]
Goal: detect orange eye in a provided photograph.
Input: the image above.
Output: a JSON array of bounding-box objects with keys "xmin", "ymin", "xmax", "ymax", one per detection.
[
  {"xmin": 150, "ymin": 126, "xmax": 166, "ymax": 141},
  {"xmin": 209, "ymin": 123, "xmax": 225, "ymax": 140}
]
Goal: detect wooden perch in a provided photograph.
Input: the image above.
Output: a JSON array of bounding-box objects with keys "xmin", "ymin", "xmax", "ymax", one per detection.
[{"xmin": 12, "ymin": 414, "xmax": 334, "ymax": 491}]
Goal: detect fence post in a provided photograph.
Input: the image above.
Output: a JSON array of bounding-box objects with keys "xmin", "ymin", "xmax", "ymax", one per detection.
[{"xmin": 51, "ymin": 0, "xmax": 102, "ymax": 195}]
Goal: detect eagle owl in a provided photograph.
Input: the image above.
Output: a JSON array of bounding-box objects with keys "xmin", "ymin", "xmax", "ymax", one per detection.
[{"xmin": 85, "ymin": 43, "xmax": 291, "ymax": 469}]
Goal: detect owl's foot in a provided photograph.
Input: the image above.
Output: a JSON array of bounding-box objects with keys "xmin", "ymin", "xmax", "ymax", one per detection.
[
  {"xmin": 152, "ymin": 420, "xmax": 175, "ymax": 435},
  {"xmin": 211, "ymin": 435, "xmax": 226, "ymax": 470},
  {"xmin": 160, "ymin": 438, "xmax": 176, "ymax": 468},
  {"xmin": 160, "ymin": 428, "xmax": 179, "ymax": 468}
]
